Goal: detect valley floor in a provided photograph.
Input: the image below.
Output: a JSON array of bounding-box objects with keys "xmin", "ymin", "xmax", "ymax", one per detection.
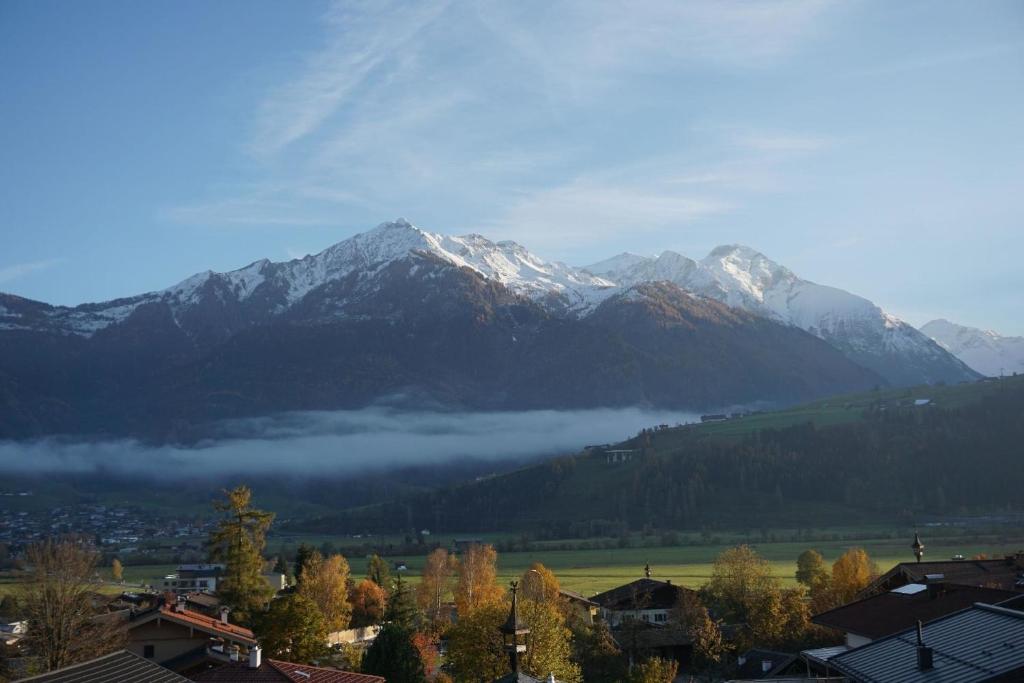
[{"xmin": 6, "ymin": 525, "xmax": 1020, "ymax": 599}]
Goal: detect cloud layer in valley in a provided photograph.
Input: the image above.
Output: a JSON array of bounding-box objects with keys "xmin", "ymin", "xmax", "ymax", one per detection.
[{"xmin": 0, "ymin": 407, "xmax": 696, "ymax": 478}]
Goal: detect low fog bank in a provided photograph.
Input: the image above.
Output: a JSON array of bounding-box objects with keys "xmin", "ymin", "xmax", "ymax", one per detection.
[{"xmin": 0, "ymin": 407, "xmax": 697, "ymax": 478}]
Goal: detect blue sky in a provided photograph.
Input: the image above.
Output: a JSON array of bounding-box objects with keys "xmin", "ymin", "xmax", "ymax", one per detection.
[{"xmin": 1, "ymin": 0, "xmax": 1022, "ymax": 334}]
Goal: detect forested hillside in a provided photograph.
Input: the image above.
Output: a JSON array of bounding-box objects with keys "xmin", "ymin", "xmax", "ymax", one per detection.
[{"xmin": 302, "ymin": 376, "xmax": 1024, "ymax": 534}]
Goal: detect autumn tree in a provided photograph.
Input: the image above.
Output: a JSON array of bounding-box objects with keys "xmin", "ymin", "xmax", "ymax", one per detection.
[
  {"xmin": 569, "ymin": 618, "xmax": 626, "ymax": 682},
  {"xmin": 350, "ymin": 579, "xmax": 387, "ymax": 628},
  {"xmin": 671, "ymin": 591, "xmax": 723, "ymax": 670},
  {"xmin": 256, "ymin": 594, "xmax": 328, "ymax": 664},
  {"xmin": 446, "ymin": 595, "xmax": 582, "ymax": 683},
  {"xmin": 20, "ymin": 539, "xmax": 125, "ymax": 672},
  {"xmin": 831, "ymin": 547, "xmax": 878, "ymax": 605},
  {"xmin": 795, "ymin": 550, "xmax": 829, "ymax": 588},
  {"xmin": 703, "ymin": 545, "xmax": 777, "ymax": 624},
  {"xmin": 454, "ymin": 544, "xmax": 502, "ymax": 614},
  {"xmin": 297, "ymin": 552, "xmax": 352, "ymax": 632},
  {"xmin": 705, "ymin": 545, "xmax": 811, "ymax": 649},
  {"xmin": 521, "ymin": 562, "xmax": 560, "ymax": 604},
  {"xmin": 628, "ymin": 657, "xmax": 679, "ymax": 683},
  {"xmin": 111, "ymin": 558, "xmax": 123, "ymax": 583},
  {"xmin": 208, "ymin": 485, "xmax": 275, "ymax": 624},
  {"xmin": 416, "ymin": 548, "xmax": 457, "ymax": 626}
]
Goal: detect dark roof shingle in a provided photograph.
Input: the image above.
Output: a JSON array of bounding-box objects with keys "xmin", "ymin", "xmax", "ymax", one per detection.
[
  {"xmin": 193, "ymin": 659, "xmax": 383, "ymax": 683},
  {"xmin": 15, "ymin": 650, "xmax": 189, "ymax": 683},
  {"xmin": 813, "ymin": 583, "xmax": 1017, "ymax": 639},
  {"xmin": 591, "ymin": 579, "xmax": 692, "ymax": 611},
  {"xmin": 830, "ymin": 603, "xmax": 1024, "ymax": 683}
]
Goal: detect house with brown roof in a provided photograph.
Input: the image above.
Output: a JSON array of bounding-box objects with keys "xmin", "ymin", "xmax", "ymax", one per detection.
[
  {"xmin": 590, "ymin": 577, "xmax": 694, "ymax": 627},
  {"xmin": 814, "ymin": 580, "xmax": 1017, "ymax": 648},
  {"xmin": 126, "ymin": 597, "xmax": 257, "ymax": 674},
  {"xmin": 192, "ymin": 648, "xmax": 384, "ymax": 683},
  {"xmin": 867, "ymin": 553, "xmax": 1024, "ymax": 595}
]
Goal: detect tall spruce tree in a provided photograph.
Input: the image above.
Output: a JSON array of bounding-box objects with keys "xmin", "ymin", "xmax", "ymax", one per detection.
[
  {"xmin": 362, "ymin": 575, "xmax": 425, "ymax": 683},
  {"xmin": 208, "ymin": 485, "xmax": 275, "ymax": 625}
]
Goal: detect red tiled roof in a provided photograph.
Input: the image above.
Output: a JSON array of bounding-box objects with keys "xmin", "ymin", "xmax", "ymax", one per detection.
[
  {"xmin": 131, "ymin": 605, "xmax": 256, "ymax": 645},
  {"xmin": 193, "ymin": 660, "xmax": 384, "ymax": 683}
]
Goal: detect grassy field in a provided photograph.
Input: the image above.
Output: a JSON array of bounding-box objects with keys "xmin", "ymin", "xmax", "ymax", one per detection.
[
  {"xmin": 643, "ymin": 377, "xmax": 1017, "ymax": 448},
  {"xmin": 3, "ymin": 529, "xmax": 1021, "ymax": 602}
]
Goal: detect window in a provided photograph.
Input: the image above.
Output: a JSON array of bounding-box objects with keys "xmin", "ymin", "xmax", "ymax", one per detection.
[
  {"xmin": 144, "ymin": 645, "xmax": 155, "ymax": 659},
  {"xmin": 654, "ymin": 613, "xmax": 667, "ymax": 623}
]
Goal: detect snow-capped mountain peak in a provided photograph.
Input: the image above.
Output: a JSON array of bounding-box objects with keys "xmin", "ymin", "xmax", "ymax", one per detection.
[
  {"xmin": 0, "ymin": 218, "xmax": 980, "ymax": 387},
  {"xmin": 921, "ymin": 318, "xmax": 1024, "ymax": 377}
]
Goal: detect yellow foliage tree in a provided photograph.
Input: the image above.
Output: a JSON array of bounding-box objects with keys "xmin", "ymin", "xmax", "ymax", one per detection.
[
  {"xmin": 446, "ymin": 596, "xmax": 581, "ymax": 683},
  {"xmin": 417, "ymin": 548, "xmax": 458, "ymax": 626},
  {"xmin": 831, "ymin": 547, "xmax": 878, "ymax": 605},
  {"xmin": 297, "ymin": 552, "xmax": 352, "ymax": 632},
  {"xmin": 454, "ymin": 544, "xmax": 502, "ymax": 614},
  {"xmin": 521, "ymin": 562, "xmax": 560, "ymax": 604}
]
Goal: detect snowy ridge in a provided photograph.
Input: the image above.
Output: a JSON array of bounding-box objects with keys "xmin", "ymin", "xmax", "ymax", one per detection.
[
  {"xmin": 0, "ymin": 218, "xmax": 980, "ymax": 385},
  {"xmin": 922, "ymin": 319, "xmax": 1024, "ymax": 377}
]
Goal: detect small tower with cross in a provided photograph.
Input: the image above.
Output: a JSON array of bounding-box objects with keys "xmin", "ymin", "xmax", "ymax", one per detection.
[
  {"xmin": 500, "ymin": 580, "xmax": 530, "ymax": 673},
  {"xmin": 912, "ymin": 531, "xmax": 925, "ymax": 563}
]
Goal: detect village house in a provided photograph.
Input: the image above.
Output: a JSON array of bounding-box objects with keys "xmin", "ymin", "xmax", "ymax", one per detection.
[
  {"xmin": 813, "ymin": 579, "xmax": 1017, "ymax": 648},
  {"xmin": 125, "ymin": 596, "xmax": 257, "ymax": 675},
  {"xmin": 826, "ymin": 602, "xmax": 1024, "ymax": 682},
  {"xmin": 558, "ymin": 588, "xmax": 599, "ymax": 625},
  {"xmin": 590, "ymin": 572, "xmax": 694, "ymax": 627},
  {"xmin": 12, "ymin": 649, "xmax": 190, "ymax": 683},
  {"xmin": 867, "ymin": 551, "xmax": 1024, "ymax": 594},
  {"xmin": 160, "ymin": 563, "xmax": 224, "ymax": 594}
]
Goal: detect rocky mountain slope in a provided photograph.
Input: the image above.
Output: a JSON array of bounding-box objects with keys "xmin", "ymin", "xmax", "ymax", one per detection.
[
  {"xmin": 0, "ymin": 219, "xmax": 978, "ymax": 439},
  {"xmin": 585, "ymin": 246, "xmax": 977, "ymax": 386}
]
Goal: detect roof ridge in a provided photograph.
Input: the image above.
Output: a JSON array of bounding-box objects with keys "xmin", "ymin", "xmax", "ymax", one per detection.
[{"xmin": 975, "ymin": 602, "xmax": 1024, "ymax": 619}]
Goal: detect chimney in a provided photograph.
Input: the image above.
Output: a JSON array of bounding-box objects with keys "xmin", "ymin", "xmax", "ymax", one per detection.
[
  {"xmin": 916, "ymin": 620, "xmax": 934, "ymax": 671},
  {"xmin": 175, "ymin": 595, "xmax": 186, "ymax": 613},
  {"xmin": 547, "ymin": 674, "xmax": 556, "ymax": 683},
  {"xmin": 248, "ymin": 646, "xmax": 262, "ymax": 669},
  {"xmin": 219, "ymin": 606, "xmax": 230, "ymax": 625}
]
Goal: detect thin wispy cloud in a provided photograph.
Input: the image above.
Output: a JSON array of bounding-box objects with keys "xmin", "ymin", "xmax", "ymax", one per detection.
[
  {"xmin": 486, "ymin": 175, "xmax": 730, "ymax": 251},
  {"xmin": 249, "ymin": 0, "xmax": 451, "ymax": 157},
  {"xmin": 163, "ymin": 0, "xmax": 841, "ymax": 235},
  {"xmin": 0, "ymin": 258, "xmax": 64, "ymax": 285}
]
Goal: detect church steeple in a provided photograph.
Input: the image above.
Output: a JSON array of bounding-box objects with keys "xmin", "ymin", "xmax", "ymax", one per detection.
[
  {"xmin": 501, "ymin": 581, "xmax": 530, "ymax": 672},
  {"xmin": 912, "ymin": 531, "xmax": 925, "ymax": 563}
]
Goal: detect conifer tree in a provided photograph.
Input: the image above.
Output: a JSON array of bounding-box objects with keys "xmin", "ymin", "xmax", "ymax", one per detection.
[
  {"xmin": 208, "ymin": 485, "xmax": 275, "ymax": 625},
  {"xmin": 294, "ymin": 544, "xmax": 316, "ymax": 586},
  {"xmin": 367, "ymin": 554, "xmax": 392, "ymax": 592},
  {"xmin": 257, "ymin": 594, "xmax": 328, "ymax": 664}
]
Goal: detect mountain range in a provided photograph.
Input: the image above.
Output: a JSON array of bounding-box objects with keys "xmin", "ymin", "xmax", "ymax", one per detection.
[
  {"xmin": 0, "ymin": 219, "xmax": 978, "ymax": 441},
  {"xmin": 922, "ymin": 319, "xmax": 1024, "ymax": 378}
]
